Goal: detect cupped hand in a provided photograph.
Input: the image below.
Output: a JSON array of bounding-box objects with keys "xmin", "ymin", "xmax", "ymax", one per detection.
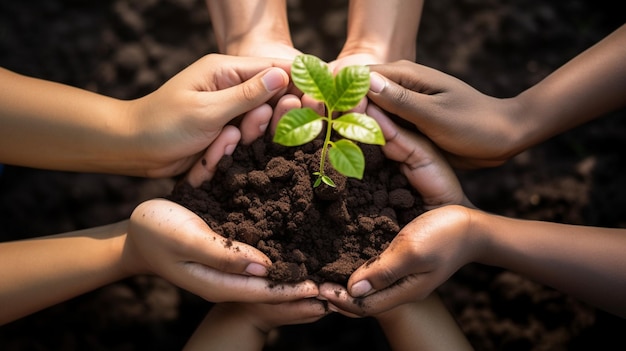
[
  {"xmin": 317, "ymin": 109, "xmax": 476, "ymax": 315},
  {"xmin": 365, "ymin": 104, "xmax": 472, "ymax": 209},
  {"xmin": 124, "ymin": 132, "xmax": 319, "ymax": 303},
  {"xmin": 368, "ymin": 60, "xmax": 520, "ymax": 169},
  {"xmin": 125, "ymin": 54, "xmax": 291, "ymax": 178},
  {"xmin": 124, "ymin": 198, "xmax": 319, "ymax": 303},
  {"xmin": 320, "ymin": 205, "xmax": 478, "ymax": 316}
]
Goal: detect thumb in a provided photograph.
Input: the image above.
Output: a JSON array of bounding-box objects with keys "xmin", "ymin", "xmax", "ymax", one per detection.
[
  {"xmin": 209, "ymin": 67, "xmax": 289, "ymax": 124},
  {"xmin": 367, "ymin": 72, "xmax": 427, "ymax": 126}
]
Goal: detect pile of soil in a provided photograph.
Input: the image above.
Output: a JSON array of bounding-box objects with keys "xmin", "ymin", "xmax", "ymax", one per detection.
[
  {"xmin": 168, "ymin": 135, "xmax": 424, "ymax": 284},
  {"xmin": 1, "ymin": 0, "xmax": 625, "ymax": 350}
]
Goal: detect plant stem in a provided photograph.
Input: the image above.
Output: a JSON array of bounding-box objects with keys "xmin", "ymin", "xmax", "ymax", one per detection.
[{"xmin": 319, "ymin": 106, "xmax": 334, "ymax": 177}]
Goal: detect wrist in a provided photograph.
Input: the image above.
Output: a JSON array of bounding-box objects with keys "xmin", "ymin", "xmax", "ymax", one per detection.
[
  {"xmin": 339, "ymin": 38, "xmax": 415, "ymax": 64},
  {"xmin": 468, "ymin": 208, "xmax": 507, "ymax": 267},
  {"xmin": 224, "ymin": 34, "xmax": 294, "ymax": 57}
]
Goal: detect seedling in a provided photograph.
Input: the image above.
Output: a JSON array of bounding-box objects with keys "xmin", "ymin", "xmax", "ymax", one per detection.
[{"xmin": 273, "ymin": 54, "xmax": 385, "ymax": 187}]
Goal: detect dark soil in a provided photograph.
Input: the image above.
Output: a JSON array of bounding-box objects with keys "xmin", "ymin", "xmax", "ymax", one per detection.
[
  {"xmin": 1, "ymin": 1, "xmax": 625, "ymax": 350},
  {"xmin": 168, "ymin": 134, "xmax": 424, "ymax": 285}
]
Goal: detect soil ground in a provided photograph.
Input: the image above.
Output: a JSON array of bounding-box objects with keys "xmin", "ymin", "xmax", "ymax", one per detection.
[{"xmin": 1, "ymin": 1, "xmax": 625, "ymax": 350}]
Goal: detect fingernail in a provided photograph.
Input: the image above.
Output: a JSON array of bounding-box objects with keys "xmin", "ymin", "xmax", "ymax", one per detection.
[
  {"xmin": 327, "ymin": 303, "xmax": 339, "ymax": 313},
  {"xmin": 262, "ymin": 68, "xmax": 286, "ymax": 91},
  {"xmin": 259, "ymin": 122, "xmax": 268, "ymax": 133},
  {"xmin": 351, "ymin": 280, "xmax": 372, "ymax": 297},
  {"xmin": 224, "ymin": 144, "xmax": 236, "ymax": 156},
  {"xmin": 369, "ymin": 72, "xmax": 386, "ymax": 94},
  {"xmin": 245, "ymin": 262, "xmax": 267, "ymax": 276}
]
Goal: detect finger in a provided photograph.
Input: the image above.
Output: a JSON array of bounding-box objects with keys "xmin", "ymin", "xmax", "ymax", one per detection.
[
  {"xmin": 178, "ymin": 264, "xmax": 320, "ymax": 303},
  {"xmin": 320, "ymin": 278, "xmax": 428, "ymax": 316},
  {"xmin": 367, "ymin": 70, "xmax": 431, "ymax": 126},
  {"xmin": 205, "ymin": 67, "xmax": 289, "ymax": 127},
  {"xmin": 270, "ymin": 299, "xmax": 330, "ymax": 325},
  {"xmin": 185, "ymin": 125, "xmax": 240, "ymax": 187},
  {"xmin": 367, "ymin": 105, "xmax": 465, "ymax": 208},
  {"xmin": 131, "ymin": 199, "xmax": 272, "ymax": 275},
  {"xmin": 301, "ymin": 94, "xmax": 325, "ymax": 116},
  {"xmin": 269, "ymin": 94, "xmax": 302, "ymax": 135},
  {"xmin": 239, "ymin": 103, "xmax": 272, "ymax": 145},
  {"xmin": 346, "ymin": 232, "xmax": 426, "ymax": 296}
]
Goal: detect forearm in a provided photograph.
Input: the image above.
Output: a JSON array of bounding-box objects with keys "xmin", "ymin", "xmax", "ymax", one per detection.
[
  {"xmin": 474, "ymin": 210, "xmax": 626, "ymax": 317},
  {"xmin": 0, "ymin": 221, "xmax": 129, "ymax": 325},
  {"xmin": 0, "ymin": 68, "xmax": 132, "ymax": 173},
  {"xmin": 377, "ymin": 293, "xmax": 473, "ymax": 351},
  {"xmin": 341, "ymin": 0, "xmax": 423, "ymax": 61},
  {"xmin": 183, "ymin": 304, "xmax": 266, "ymax": 351},
  {"xmin": 205, "ymin": 0, "xmax": 292, "ymax": 55},
  {"xmin": 511, "ymin": 24, "xmax": 626, "ymax": 153}
]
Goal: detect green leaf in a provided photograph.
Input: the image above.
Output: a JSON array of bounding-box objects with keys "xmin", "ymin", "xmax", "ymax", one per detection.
[
  {"xmin": 312, "ymin": 172, "xmax": 336, "ymax": 188},
  {"xmin": 331, "ymin": 65, "xmax": 370, "ymax": 111},
  {"xmin": 291, "ymin": 55, "xmax": 335, "ymax": 104},
  {"xmin": 332, "ymin": 113, "xmax": 386, "ymax": 145},
  {"xmin": 273, "ymin": 108, "xmax": 323, "ymax": 147},
  {"xmin": 328, "ymin": 139, "xmax": 365, "ymax": 179},
  {"xmin": 321, "ymin": 175, "xmax": 336, "ymax": 187}
]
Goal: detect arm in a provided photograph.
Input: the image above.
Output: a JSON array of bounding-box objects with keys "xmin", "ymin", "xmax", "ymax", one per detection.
[
  {"xmin": 205, "ymin": 0, "xmax": 300, "ymax": 59},
  {"xmin": 474, "ymin": 209, "xmax": 626, "ymax": 318},
  {"xmin": 335, "ymin": 0, "xmax": 423, "ymax": 66},
  {"xmin": 183, "ymin": 300, "xmax": 328, "ymax": 351},
  {"xmin": 376, "ymin": 293, "xmax": 473, "ymax": 351},
  {"xmin": 322, "ymin": 206, "xmax": 626, "ymax": 319},
  {"xmin": 0, "ymin": 198, "xmax": 320, "ymax": 325},
  {"xmin": 318, "ymin": 110, "xmax": 626, "ymax": 318},
  {"xmin": 0, "ymin": 55, "xmax": 290, "ymax": 179},
  {"xmin": 367, "ymin": 24, "xmax": 626, "ymax": 168},
  {"xmin": 0, "ymin": 222, "xmax": 128, "ymax": 325},
  {"xmin": 0, "ymin": 139, "xmax": 319, "ymax": 326}
]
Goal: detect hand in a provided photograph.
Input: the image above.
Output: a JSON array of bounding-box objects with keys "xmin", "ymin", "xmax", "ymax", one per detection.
[
  {"xmin": 124, "ymin": 135, "xmax": 319, "ymax": 304},
  {"xmin": 124, "ymin": 198, "xmax": 319, "ymax": 303},
  {"xmin": 320, "ymin": 205, "xmax": 477, "ymax": 316},
  {"xmin": 212, "ymin": 299, "xmax": 329, "ymax": 333},
  {"xmin": 368, "ymin": 60, "xmax": 520, "ymax": 168},
  {"xmin": 317, "ymin": 110, "xmax": 475, "ymax": 315},
  {"xmin": 365, "ymin": 103, "xmax": 472, "ymax": 209},
  {"xmin": 183, "ymin": 299, "xmax": 329, "ymax": 350},
  {"xmin": 125, "ymin": 54, "xmax": 291, "ymax": 178}
]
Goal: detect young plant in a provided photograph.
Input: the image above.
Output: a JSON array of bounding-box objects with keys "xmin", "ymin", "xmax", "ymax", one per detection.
[{"xmin": 273, "ymin": 54, "xmax": 385, "ymax": 187}]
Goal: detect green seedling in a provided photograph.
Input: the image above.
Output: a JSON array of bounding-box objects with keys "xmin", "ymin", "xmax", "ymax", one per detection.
[{"xmin": 273, "ymin": 54, "xmax": 385, "ymax": 187}]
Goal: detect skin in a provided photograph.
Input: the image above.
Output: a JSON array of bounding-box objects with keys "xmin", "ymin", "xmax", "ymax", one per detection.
[
  {"xmin": 367, "ymin": 23, "xmax": 626, "ymax": 169},
  {"xmin": 205, "ymin": 0, "xmax": 423, "ymax": 114},
  {"xmin": 180, "ymin": 61, "xmax": 474, "ymax": 350},
  {"xmin": 183, "ymin": 299, "xmax": 329, "ymax": 351},
  {"xmin": 318, "ymin": 25, "xmax": 626, "ymax": 318},
  {"xmin": 0, "ymin": 54, "xmax": 326, "ymax": 326},
  {"xmin": 182, "ymin": 294, "xmax": 472, "ymax": 351},
  {"xmin": 185, "ymin": 96, "xmax": 475, "ymax": 350},
  {"xmin": 0, "ymin": 54, "xmax": 292, "ymax": 183}
]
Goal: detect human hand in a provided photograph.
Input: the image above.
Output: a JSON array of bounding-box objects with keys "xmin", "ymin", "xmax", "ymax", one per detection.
[
  {"xmin": 368, "ymin": 60, "xmax": 522, "ymax": 169},
  {"xmin": 365, "ymin": 103, "xmax": 472, "ymax": 209},
  {"xmin": 183, "ymin": 299, "xmax": 329, "ymax": 351},
  {"xmin": 124, "ymin": 54, "xmax": 291, "ymax": 179},
  {"xmin": 316, "ymin": 109, "xmax": 475, "ymax": 315},
  {"xmin": 319, "ymin": 205, "xmax": 479, "ymax": 316},
  {"xmin": 124, "ymin": 198, "xmax": 319, "ymax": 303},
  {"xmin": 212, "ymin": 299, "xmax": 329, "ymax": 333}
]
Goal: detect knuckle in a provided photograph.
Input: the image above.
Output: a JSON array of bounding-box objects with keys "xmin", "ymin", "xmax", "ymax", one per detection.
[{"xmin": 240, "ymin": 81, "xmax": 260, "ymax": 102}]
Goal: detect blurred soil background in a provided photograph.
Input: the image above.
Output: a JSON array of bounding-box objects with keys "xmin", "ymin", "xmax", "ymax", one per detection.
[{"xmin": 0, "ymin": 0, "xmax": 625, "ymax": 350}]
